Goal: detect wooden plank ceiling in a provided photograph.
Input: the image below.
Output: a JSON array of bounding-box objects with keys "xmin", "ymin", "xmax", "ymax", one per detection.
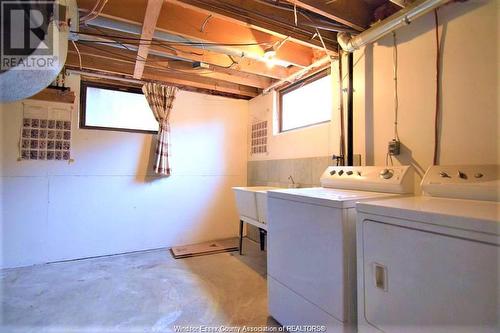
[{"xmin": 72, "ymin": 0, "xmax": 402, "ymax": 99}]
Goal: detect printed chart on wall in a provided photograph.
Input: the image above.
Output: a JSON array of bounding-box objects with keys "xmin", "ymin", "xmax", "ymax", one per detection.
[
  {"xmin": 20, "ymin": 103, "xmax": 73, "ymax": 161},
  {"xmin": 251, "ymin": 120, "xmax": 268, "ymax": 155}
]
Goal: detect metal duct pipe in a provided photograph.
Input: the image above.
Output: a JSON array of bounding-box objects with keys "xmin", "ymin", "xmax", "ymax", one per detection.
[
  {"xmin": 87, "ymin": 16, "xmax": 291, "ymax": 67},
  {"xmin": 337, "ymin": 0, "xmax": 450, "ymax": 52},
  {"xmin": 88, "ymin": 17, "xmax": 246, "ymax": 58},
  {"xmin": 0, "ymin": 0, "xmax": 78, "ymax": 102},
  {"xmin": 77, "ymin": 35, "xmax": 191, "ymax": 63}
]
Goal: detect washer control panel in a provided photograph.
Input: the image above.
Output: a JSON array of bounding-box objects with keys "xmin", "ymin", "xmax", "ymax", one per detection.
[
  {"xmin": 421, "ymin": 165, "xmax": 499, "ymax": 202},
  {"xmin": 320, "ymin": 165, "xmax": 413, "ymax": 194}
]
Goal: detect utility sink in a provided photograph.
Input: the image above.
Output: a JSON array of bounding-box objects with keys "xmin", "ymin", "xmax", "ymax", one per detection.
[{"xmin": 232, "ymin": 186, "xmax": 280, "ymax": 228}]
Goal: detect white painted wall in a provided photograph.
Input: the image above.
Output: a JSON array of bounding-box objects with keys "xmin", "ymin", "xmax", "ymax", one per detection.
[
  {"xmin": 353, "ymin": 0, "xmax": 499, "ymax": 183},
  {"xmin": 0, "ymin": 74, "xmax": 248, "ymax": 268},
  {"xmin": 248, "ymin": 0, "xmax": 498, "ymax": 190}
]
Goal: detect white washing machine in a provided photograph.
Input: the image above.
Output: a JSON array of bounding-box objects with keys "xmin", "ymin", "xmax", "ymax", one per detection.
[
  {"xmin": 356, "ymin": 165, "xmax": 500, "ymax": 333},
  {"xmin": 267, "ymin": 165, "xmax": 414, "ymax": 332}
]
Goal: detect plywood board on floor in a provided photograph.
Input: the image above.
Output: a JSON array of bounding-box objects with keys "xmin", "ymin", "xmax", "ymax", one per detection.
[{"xmin": 170, "ymin": 237, "xmax": 239, "ymax": 259}]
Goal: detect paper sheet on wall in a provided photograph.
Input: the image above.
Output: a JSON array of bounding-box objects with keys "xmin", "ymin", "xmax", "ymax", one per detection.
[
  {"xmin": 20, "ymin": 103, "xmax": 72, "ymax": 161},
  {"xmin": 251, "ymin": 120, "xmax": 268, "ymax": 155}
]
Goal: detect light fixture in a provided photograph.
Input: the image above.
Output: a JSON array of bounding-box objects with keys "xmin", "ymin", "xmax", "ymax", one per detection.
[
  {"xmin": 263, "ymin": 36, "xmax": 289, "ymax": 60},
  {"xmin": 263, "ymin": 46, "xmax": 277, "ymax": 59}
]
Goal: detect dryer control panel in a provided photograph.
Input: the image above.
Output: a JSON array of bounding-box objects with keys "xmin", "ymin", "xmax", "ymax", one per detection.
[
  {"xmin": 421, "ymin": 165, "xmax": 499, "ymax": 202},
  {"xmin": 320, "ymin": 165, "xmax": 413, "ymax": 194}
]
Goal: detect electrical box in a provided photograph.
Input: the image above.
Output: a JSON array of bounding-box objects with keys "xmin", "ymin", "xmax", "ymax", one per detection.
[{"xmin": 388, "ymin": 139, "xmax": 400, "ymax": 156}]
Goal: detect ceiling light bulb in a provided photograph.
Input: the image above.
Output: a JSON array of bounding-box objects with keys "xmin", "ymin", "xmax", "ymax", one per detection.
[
  {"xmin": 265, "ymin": 57, "xmax": 276, "ymax": 68},
  {"xmin": 263, "ymin": 47, "xmax": 277, "ymax": 59}
]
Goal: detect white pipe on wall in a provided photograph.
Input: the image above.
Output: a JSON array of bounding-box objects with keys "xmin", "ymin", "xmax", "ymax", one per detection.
[{"xmin": 337, "ymin": 0, "xmax": 450, "ymax": 52}]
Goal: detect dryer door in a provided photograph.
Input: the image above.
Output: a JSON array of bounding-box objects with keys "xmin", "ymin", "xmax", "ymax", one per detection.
[{"xmin": 360, "ymin": 219, "xmax": 499, "ymax": 333}]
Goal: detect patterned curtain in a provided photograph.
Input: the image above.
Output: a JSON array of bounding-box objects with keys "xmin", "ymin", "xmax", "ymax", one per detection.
[{"xmin": 142, "ymin": 83, "xmax": 179, "ymax": 176}]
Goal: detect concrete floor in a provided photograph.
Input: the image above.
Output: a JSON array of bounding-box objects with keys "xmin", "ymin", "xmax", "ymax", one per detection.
[{"xmin": 1, "ymin": 239, "xmax": 279, "ymax": 333}]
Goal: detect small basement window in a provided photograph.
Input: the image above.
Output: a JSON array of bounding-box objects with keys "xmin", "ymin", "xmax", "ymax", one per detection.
[
  {"xmin": 80, "ymin": 81, "xmax": 158, "ymax": 133},
  {"xmin": 279, "ymin": 69, "xmax": 332, "ymax": 132}
]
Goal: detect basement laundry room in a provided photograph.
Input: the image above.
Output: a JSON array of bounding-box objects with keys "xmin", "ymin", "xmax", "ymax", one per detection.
[{"xmin": 0, "ymin": 0, "xmax": 498, "ymax": 332}]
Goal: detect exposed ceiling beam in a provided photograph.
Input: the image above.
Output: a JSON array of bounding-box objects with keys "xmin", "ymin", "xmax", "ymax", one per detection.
[
  {"xmin": 67, "ymin": 48, "xmax": 260, "ymax": 98},
  {"xmin": 285, "ymin": 0, "xmax": 373, "ymax": 31},
  {"xmin": 78, "ymin": 26, "xmax": 294, "ymax": 80},
  {"xmin": 71, "ymin": 69, "xmax": 253, "ymax": 100},
  {"xmin": 72, "ymin": 42, "xmax": 274, "ymax": 89},
  {"xmin": 133, "ymin": 0, "xmax": 164, "ymax": 79},
  {"xmin": 167, "ymin": 0, "xmax": 339, "ymax": 52},
  {"xmin": 77, "ymin": 0, "xmax": 319, "ymax": 67}
]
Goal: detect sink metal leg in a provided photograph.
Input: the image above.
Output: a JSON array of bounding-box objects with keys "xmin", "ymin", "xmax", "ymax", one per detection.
[
  {"xmin": 239, "ymin": 220, "xmax": 244, "ymax": 255},
  {"xmin": 259, "ymin": 228, "xmax": 267, "ymax": 251}
]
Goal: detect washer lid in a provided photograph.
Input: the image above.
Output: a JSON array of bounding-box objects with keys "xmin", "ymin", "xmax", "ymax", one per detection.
[
  {"xmin": 268, "ymin": 187, "xmax": 400, "ymax": 208},
  {"xmin": 357, "ymin": 196, "xmax": 500, "ymax": 235}
]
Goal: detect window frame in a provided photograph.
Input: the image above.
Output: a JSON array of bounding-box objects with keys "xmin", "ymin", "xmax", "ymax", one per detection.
[
  {"xmin": 278, "ymin": 68, "xmax": 332, "ymax": 133},
  {"xmin": 79, "ymin": 81, "xmax": 158, "ymax": 134}
]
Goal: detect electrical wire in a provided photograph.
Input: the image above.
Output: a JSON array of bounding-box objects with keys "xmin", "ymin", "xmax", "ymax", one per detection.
[
  {"xmin": 80, "ymin": 0, "xmax": 108, "ymax": 23},
  {"xmin": 77, "ymin": 29, "xmax": 236, "ymax": 74},
  {"xmin": 71, "ymin": 40, "xmax": 83, "ymax": 70},
  {"xmin": 75, "ymin": 28, "xmax": 284, "ymax": 73},
  {"xmin": 79, "ymin": 0, "xmax": 102, "ymax": 22},
  {"xmin": 220, "ymin": 55, "xmax": 238, "ymax": 69},
  {"xmin": 433, "ymin": 9, "xmax": 441, "ymax": 165},
  {"xmin": 385, "ymin": 152, "xmax": 394, "ymax": 166},
  {"xmin": 76, "ymin": 40, "xmax": 177, "ymax": 74},
  {"xmin": 72, "ymin": 30, "xmax": 273, "ymax": 47},
  {"xmin": 85, "ymin": 26, "xmax": 206, "ymax": 57},
  {"xmin": 75, "ymin": 41, "xmax": 148, "ymax": 64},
  {"xmin": 78, "ymin": 31, "xmax": 239, "ymax": 72},
  {"xmin": 73, "ymin": 41, "xmax": 222, "ymax": 77},
  {"xmin": 253, "ymin": 0, "xmax": 356, "ymax": 32},
  {"xmin": 200, "ymin": 14, "xmax": 213, "ymax": 32},
  {"xmin": 392, "ymin": 31, "xmax": 400, "ymax": 141}
]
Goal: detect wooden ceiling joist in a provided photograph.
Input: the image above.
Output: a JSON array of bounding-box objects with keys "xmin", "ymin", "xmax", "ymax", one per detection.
[
  {"xmin": 78, "ymin": 26, "xmax": 294, "ymax": 80},
  {"xmin": 72, "ymin": 42, "xmax": 274, "ymax": 89},
  {"xmin": 67, "ymin": 49, "xmax": 260, "ymax": 99},
  {"xmin": 285, "ymin": 0, "xmax": 373, "ymax": 31},
  {"xmin": 74, "ymin": 0, "xmax": 378, "ymax": 99},
  {"xmin": 133, "ymin": 0, "xmax": 164, "ymax": 79},
  {"xmin": 78, "ymin": 0, "xmax": 319, "ymax": 68},
  {"xmin": 167, "ymin": 0, "xmax": 339, "ymax": 52},
  {"xmin": 77, "ymin": 72, "xmax": 253, "ymax": 100}
]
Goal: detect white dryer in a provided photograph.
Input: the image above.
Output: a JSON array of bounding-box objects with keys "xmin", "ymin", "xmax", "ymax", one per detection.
[
  {"xmin": 356, "ymin": 165, "xmax": 500, "ymax": 333},
  {"xmin": 267, "ymin": 165, "xmax": 414, "ymax": 332}
]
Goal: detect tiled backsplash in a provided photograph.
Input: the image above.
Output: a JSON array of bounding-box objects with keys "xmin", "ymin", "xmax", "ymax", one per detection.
[{"xmin": 247, "ymin": 156, "xmax": 333, "ymax": 188}]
